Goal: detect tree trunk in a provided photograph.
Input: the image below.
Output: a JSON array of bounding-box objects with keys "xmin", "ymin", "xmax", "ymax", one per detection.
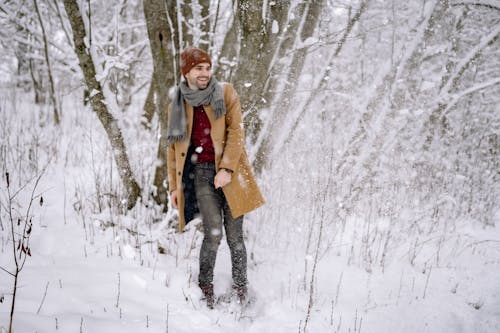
[
  {"xmin": 215, "ymin": 0, "xmax": 239, "ymax": 82},
  {"xmin": 34, "ymin": 0, "xmax": 60, "ymax": 125},
  {"xmin": 28, "ymin": 58, "xmax": 45, "ymax": 105},
  {"xmin": 143, "ymin": 0, "xmax": 179, "ymax": 209},
  {"xmin": 141, "ymin": 76, "xmax": 156, "ymax": 128},
  {"xmin": 254, "ymin": 1, "xmax": 325, "ymax": 171},
  {"xmin": 51, "ymin": 0, "xmax": 74, "ymax": 47},
  {"xmin": 285, "ymin": 0, "xmax": 370, "ymax": 145},
  {"xmin": 180, "ymin": 0, "xmax": 193, "ymax": 47},
  {"xmin": 261, "ymin": 1, "xmax": 308, "ymax": 104},
  {"xmin": 166, "ymin": 1, "xmax": 181, "ymax": 76},
  {"xmin": 233, "ymin": 0, "xmax": 290, "ymax": 144},
  {"xmin": 63, "ymin": 0, "xmax": 141, "ymax": 209},
  {"xmin": 199, "ymin": 0, "xmax": 210, "ymax": 51},
  {"xmin": 8, "ymin": 270, "xmax": 18, "ymax": 333}
]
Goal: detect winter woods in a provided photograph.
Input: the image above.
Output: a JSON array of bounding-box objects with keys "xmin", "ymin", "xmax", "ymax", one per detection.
[
  {"xmin": 0, "ymin": 0, "xmax": 499, "ymax": 331},
  {"xmin": 0, "ymin": 0, "xmax": 497, "ymax": 221}
]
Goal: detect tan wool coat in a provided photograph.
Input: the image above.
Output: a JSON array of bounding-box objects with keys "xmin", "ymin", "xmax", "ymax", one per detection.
[{"xmin": 167, "ymin": 83, "xmax": 265, "ymax": 232}]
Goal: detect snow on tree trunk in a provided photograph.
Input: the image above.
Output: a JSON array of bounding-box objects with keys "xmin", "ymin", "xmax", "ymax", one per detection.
[
  {"xmin": 233, "ymin": 0, "xmax": 290, "ymax": 147},
  {"xmin": 253, "ymin": 0, "xmax": 326, "ymax": 171},
  {"xmin": 141, "ymin": 77, "xmax": 156, "ymax": 128},
  {"xmin": 62, "ymin": 0, "xmax": 140, "ymax": 209},
  {"xmin": 215, "ymin": 1, "xmax": 239, "ymax": 82},
  {"xmin": 199, "ymin": 0, "xmax": 210, "ymax": 51},
  {"xmin": 143, "ymin": 0, "xmax": 180, "ymax": 209},
  {"xmin": 33, "ymin": 0, "xmax": 60, "ymax": 125}
]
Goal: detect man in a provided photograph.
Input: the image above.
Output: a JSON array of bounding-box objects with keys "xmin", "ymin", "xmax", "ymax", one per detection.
[{"xmin": 166, "ymin": 47, "xmax": 264, "ymax": 309}]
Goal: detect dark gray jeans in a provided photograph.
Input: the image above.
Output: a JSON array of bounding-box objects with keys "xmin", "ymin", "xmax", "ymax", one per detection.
[{"xmin": 194, "ymin": 162, "xmax": 247, "ymax": 288}]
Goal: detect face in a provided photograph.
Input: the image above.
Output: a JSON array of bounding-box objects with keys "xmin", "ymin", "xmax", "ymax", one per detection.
[{"xmin": 185, "ymin": 62, "xmax": 212, "ymax": 90}]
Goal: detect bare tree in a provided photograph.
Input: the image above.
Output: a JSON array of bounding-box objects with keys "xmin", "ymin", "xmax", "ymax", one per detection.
[
  {"xmin": 232, "ymin": 0, "xmax": 291, "ymax": 143},
  {"xmin": 214, "ymin": 0, "xmax": 239, "ymax": 81},
  {"xmin": 141, "ymin": 78, "xmax": 156, "ymax": 126},
  {"xmin": 253, "ymin": 0, "xmax": 326, "ymax": 170},
  {"xmin": 0, "ymin": 2, "xmax": 45, "ymax": 103},
  {"xmin": 62, "ymin": 0, "xmax": 140, "ymax": 209},
  {"xmin": 180, "ymin": 0, "xmax": 193, "ymax": 47},
  {"xmin": 33, "ymin": 0, "xmax": 60, "ymax": 125},
  {"xmin": 1, "ymin": 170, "xmax": 43, "ymax": 333},
  {"xmin": 143, "ymin": 0, "xmax": 180, "ymax": 208},
  {"xmin": 199, "ymin": 0, "xmax": 211, "ymax": 50}
]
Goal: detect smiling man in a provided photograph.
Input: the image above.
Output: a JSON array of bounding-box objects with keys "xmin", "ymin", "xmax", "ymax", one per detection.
[{"xmin": 166, "ymin": 47, "xmax": 264, "ymax": 309}]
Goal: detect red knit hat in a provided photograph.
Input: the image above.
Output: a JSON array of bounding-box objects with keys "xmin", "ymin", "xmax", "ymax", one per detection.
[{"xmin": 181, "ymin": 47, "xmax": 212, "ymax": 76}]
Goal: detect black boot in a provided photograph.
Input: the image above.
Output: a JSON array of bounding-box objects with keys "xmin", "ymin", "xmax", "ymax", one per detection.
[{"xmin": 200, "ymin": 284, "xmax": 215, "ymax": 309}]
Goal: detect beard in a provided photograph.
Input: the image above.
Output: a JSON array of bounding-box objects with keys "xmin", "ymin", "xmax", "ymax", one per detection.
[{"xmin": 187, "ymin": 75, "xmax": 210, "ymax": 90}]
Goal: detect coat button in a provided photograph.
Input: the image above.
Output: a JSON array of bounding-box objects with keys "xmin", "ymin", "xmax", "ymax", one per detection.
[
  {"xmin": 178, "ymin": 171, "xmax": 181, "ymax": 176},
  {"xmin": 181, "ymin": 152, "xmax": 185, "ymax": 157}
]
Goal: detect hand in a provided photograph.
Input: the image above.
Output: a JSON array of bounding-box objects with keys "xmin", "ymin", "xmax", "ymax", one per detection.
[
  {"xmin": 170, "ymin": 190, "xmax": 178, "ymax": 208},
  {"xmin": 214, "ymin": 169, "xmax": 232, "ymax": 189}
]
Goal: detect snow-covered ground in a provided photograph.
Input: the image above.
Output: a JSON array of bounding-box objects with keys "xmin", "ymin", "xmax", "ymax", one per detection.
[
  {"xmin": 1, "ymin": 157, "xmax": 499, "ymax": 333},
  {"xmin": 1, "ymin": 93, "xmax": 499, "ymax": 333}
]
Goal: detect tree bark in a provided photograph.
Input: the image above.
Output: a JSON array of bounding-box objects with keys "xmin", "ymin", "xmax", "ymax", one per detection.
[
  {"xmin": 199, "ymin": 0, "xmax": 210, "ymax": 51},
  {"xmin": 180, "ymin": 0, "xmax": 193, "ymax": 47},
  {"xmin": 143, "ymin": 0, "xmax": 179, "ymax": 208},
  {"xmin": 233, "ymin": 0, "xmax": 290, "ymax": 144},
  {"xmin": 34, "ymin": 0, "xmax": 60, "ymax": 125},
  {"xmin": 214, "ymin": 0, "xmax": 239, "ymax": 82},
  {"xmin": 63, "ymin": 0, "xmax": 141, "ymax": 209},
  {"xmin": 28, "ymin": 58, "xmax": 45, "ymax": 105},
  {"xmin": 285, "ymin": 0, "xmax": 370, "ymax": 144},
  {"xmin": 141, "ymin": 76, "xmax": 156, "ymax": 128},
  {"xmin": 51, "ymin": 0, "xmax": 74, "ymax": 48},
  {"xmin": 254, "ymin": 1, "xmax": 325, "ymax": 171}
]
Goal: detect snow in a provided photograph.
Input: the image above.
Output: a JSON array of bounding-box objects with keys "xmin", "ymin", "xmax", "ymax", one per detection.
[
  {"xmin": 272, "ymin": 20, "xmax": 279, "ymax": 34},
  {"xmin": 450, "ymin": 0, "xmax": 500, "ymax": 9},
  {"xmin": 2, "ymin": 147, "xmax": 498, "ymax": 332},
  {"xmin": 439, "ymin": 24, "xmax": 500, "ymax": 99},
  {"xmin": 1, "ymin": 1, "xmax": 500, "ymax": 332},
  {"xmin": 89, "ymin": 89, "xmax": 100, "ymax": 98}
]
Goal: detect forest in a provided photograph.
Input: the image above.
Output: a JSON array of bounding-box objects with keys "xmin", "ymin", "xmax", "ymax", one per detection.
[{"xmin": 0, "ymin": 0, "xmax": 499, "ymax": 332}]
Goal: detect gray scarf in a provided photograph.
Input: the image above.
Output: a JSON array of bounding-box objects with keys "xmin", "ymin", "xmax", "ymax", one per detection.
[{"xmin": 167, "ymin": 78, "xmax": 225, "ymax": 144}]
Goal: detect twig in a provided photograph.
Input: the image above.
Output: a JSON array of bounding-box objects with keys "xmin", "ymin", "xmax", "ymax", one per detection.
[
  {"xmin": 115, "ymin": 272, "xmax": 121, "ymax": 308},
  {"xmin": 303, "ymin": 149, "xmax": 336, "ymax": 332},
  {"xmin": 330, "ymin": 300, "xmax": 334, "ymax": 325},
  {"xmin": 166, "ymin": 304, "xmax": 169, "ymax": 333},
  {"xmin": 36, "ymin": 281, "xmax": 50, "ymax": 314},
  {"xmin": 334, "ymin": 272, "xmax": 344, "ymax": 306},
  {"xmin": 0, "ymin": 266, "xmax": 14, "ymax": 277},
  {"xmin": 423, "ymin": 267, "xmax": 432, "ymax": 299},
  {"xmin": 5, "ymin": 166, "xmax": 46, "ymax": 333}
]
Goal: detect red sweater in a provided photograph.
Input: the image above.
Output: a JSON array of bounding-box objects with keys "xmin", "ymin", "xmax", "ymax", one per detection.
[{"xmin": 191, "ymin": 105, "xmax": 215, "ymax": 163}]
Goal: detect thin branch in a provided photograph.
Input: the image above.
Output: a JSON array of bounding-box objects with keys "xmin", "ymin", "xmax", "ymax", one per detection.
[
  {"xmin": 19, "ymin": 169, "xmax": 45, "ymax": 270},
  {"xmin": 443, "ymin": 77, "xmax": 500, "ymax": 114},
  {"xmin": 440, "ymin": 25, "xmax": 500, "ymax": 96},
  {"xmin": 7, "ymin": 174, "xmax": 19, "ymax": 270},
  {"xmin": 36, "ymin": 281, "xmax": 50, "ymax": 314},
  {"xmin": 33, "ymin": 0, "xmax": 60, "ymax": 124},
  {"xmin": 285, "ymin": 0, "xmax": 370, "ymax": 145},
  {"xmin": 51, "ymin": 0, "xmax": 74, "ymax": 48},
  {"xmin": 451, "ymin": 0, "xmax": 500, "ymax": 10},
  {"xmin": 9, "ymin": 174, "xmax": 37, "ymax": 202},
  {"xmin": 0, "ymin": 266, "xmax": 15, "ymax": 277}
]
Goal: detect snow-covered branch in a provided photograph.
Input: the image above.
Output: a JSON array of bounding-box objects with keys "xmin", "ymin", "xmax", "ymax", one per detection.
[
  {"xmin": 440, "ymin": 25, "xmax": 500, "ymax": 96},
  {"xmin": 444, "ymin": 77, "xmax": 500, "ymax": 113},
  {"xmin": 451, "ymin": 0, "xmax": 500, "ymax": 10}
]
